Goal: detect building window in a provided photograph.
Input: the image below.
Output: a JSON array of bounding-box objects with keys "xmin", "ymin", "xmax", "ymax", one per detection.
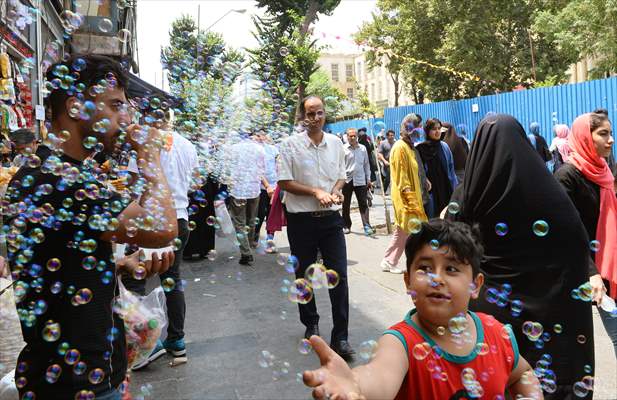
[
  {"xmin": 331, "ymin": 63, "xmax": 339, "ymax": 82},
  {"xmin": 371, "ymin": 83, "xmax": 375, "ymax": 101},
  {"xmin": 356, "ymin": 62, "xmax": 362, "ymax": 79},
  {"xmin": 346, "ymin": 87, "xmax": 354, "ymax": 98},
  {"xmin": 345, "ymin": 64, "xmax": 353, "ymax": 82},
  {"xmin": 378, "ymin": 82, "xmax": 383, "ymax": 100},
  {"xmin": 74, "ymin": 0, "xmax": 119, "ymax": 34}
]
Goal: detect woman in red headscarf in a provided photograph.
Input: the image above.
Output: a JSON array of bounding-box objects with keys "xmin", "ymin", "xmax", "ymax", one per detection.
[{"xmin": 555, "ymin": 109, "xmax": 617, "ymax": 360}]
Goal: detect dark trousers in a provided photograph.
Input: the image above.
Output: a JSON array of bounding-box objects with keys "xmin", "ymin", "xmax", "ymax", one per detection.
[
  {"xmin": 381, "ymin": 166, "xmax": 390, "ymax": 193},
  {"xmin": 253, "ymin": 189, "xmax": 272, "ymax": 242},
  {"xmin": 124, "ymin": 218, "xmax": 190, "ymax": 342},
  {"xmin": 341, "ymin": 181, "xmax": 370, "ymax": 229},
  {"xmin": 286, "ymin": 211, "xmax": 349, "ymax": 343}
]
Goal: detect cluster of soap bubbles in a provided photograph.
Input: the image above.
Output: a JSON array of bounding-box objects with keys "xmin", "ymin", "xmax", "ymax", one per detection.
[
  {"xmin": 532, "ymin": 353, "xmax": 559, "ymax": 393},
  {"xmin": 257, "ymin": 350, "xmax": 292, "ymax": 381},
  {"xmin": 461, "ymin": 367, "xmax": 484, "ymax": 397},
  {"xmin": 485, "ymin": 283, "xmax": 524, "ymax": 317},
  {"xmin": 280, "ymin": 263, "xmax": 340, "ymax": 305}
]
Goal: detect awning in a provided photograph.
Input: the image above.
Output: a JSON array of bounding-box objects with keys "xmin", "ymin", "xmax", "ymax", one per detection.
[{"xmin": 126, "ymin": 73, "xmax": 180, "ymax": 106}]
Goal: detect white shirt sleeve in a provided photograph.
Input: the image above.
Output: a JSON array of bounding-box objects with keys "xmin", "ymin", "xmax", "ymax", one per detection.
[
  {"xmin": 337, "ymin": 142, "xmax": 346, "ymax": 181},
  {"xmin": 277, "ymin": 140, "xmax": 294, "ymax": 181}
]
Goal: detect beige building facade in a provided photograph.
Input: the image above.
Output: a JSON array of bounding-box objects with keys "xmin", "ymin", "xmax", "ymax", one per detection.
[{"xmin": 316, "ymin": 52, "xmax": 415, "ymax": 113}]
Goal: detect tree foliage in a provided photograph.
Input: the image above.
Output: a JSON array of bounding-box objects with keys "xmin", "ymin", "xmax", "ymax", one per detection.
[
  {"xmin": 249, "ymin": 0, "xmax": 342, "ymax": 121},
  {"xmin": 161, "ymin": 15, "xmax": 244, "ymax": 132},
  {"xmin": 534, "ymin": 0, "xmax": 617, "ymax": 79},
  {"xmin": 356, "ymin": 0, "xmax": 576, "ymax": 102},
  {"xmin": 306, "ymin": 69, "xmax": 346, "ymax": 121}
]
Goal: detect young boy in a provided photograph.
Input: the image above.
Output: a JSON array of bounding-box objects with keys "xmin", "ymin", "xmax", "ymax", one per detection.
[{"xmin": 303, "ymin": 219, "xmax": 543, "ymax": 400}]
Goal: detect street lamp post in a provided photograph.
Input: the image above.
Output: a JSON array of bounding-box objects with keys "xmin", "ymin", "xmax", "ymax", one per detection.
[{"xmin": 197, "ymin": 7, "xmax": 247, "ymax": 33}]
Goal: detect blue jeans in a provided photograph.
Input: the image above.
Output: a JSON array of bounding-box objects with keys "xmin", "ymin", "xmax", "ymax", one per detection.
[
  {"xmin": 598, "ymin": 306, "xmax": 617, "ymax": 360},
  {"xmin": 97, "ymin": 388, "xmax": 122, "ymax": 400}
]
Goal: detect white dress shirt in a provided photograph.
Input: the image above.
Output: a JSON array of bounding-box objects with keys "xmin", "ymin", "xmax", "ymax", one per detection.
[
  {"xmin": 160, "ymin": 131, "xmax": 198, "ymax": 221},
  {"xmin": 277, "ymin": 131, "xmax": 346, "ymax": 213},
  {"xmin": 229, "ymin": 139, "xmax": 266, "ymax": 200},
  {"xmin": 344, "ymin": 143, "xmax": 370, "ymax": 186}
]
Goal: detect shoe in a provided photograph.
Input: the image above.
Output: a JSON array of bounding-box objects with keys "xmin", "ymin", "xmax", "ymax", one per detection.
[
  {"xmin": 331, "ymin": 340, "xmax": 355, "ymax": 362},
  {"xmin": 343, "ymin": 228, "xmax": 351, "ymax": 234},
  {"xmin": 304, "ymin": 325, "xmax": 320, "ymax": 339},
  {"xmin": 131, "ymin": 340, "xmax": 166, "ymax": 371},
  {"xmin": 163, "ymin": 338, "xmax": 186, "ymax": 357},
  {"xmin": 239, "ymin": 255, "xmax": 253, "ymax": 266},
  {"xmin": 389, "ymin": 267, "xmax": 404, "ymax": 274},
  {"xmin": 380, "ymin": 259, "xmax": 393, "ymax": 272}
]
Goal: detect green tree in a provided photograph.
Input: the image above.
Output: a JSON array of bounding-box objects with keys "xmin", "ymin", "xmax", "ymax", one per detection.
[
  {"xmin": 305, "ymin": 70, "xmax": 346, "ymax": 121},
  {"xmin": 356, "ymin": 0, "xmax": 575, "ymax": 102},
  {"xmin": 161, "ymin": 15, "xmax": 244, "ymax": 132},
  {"xmin": 534, "ymin": 0, "xmax": 617, "ymax": 78},
  {"xmin": 250, "ymin": 0, "xmax": 342, "ymax": 121}
]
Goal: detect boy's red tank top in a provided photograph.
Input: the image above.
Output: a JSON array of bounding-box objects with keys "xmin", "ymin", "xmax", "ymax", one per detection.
[{"xmin": 385, "ymin": 309, "xmax": 519, "ymax": 400}]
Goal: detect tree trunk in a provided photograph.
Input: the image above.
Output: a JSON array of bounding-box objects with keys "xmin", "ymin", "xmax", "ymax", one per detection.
[
  {"xmin": 391, "ymin": 72, "xmax": 400, "ymax": 107},
  {"xmin": 294, "ymin": 0, "xmax": 319, "ymax": 121},
  {"xmin": 410, "ymin": 79, "xmax": 419, "ymax": 105}
]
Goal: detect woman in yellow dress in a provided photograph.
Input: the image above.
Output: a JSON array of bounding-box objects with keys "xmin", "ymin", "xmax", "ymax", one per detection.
[{"xmin": 380, "ymin": 113, "xmax": 429, "ymax": 273}]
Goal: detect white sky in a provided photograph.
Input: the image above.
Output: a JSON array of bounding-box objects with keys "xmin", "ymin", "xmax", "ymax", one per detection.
[{"xmin": 135, "ymin": 0, "xmax": 377, "ymax": 89}]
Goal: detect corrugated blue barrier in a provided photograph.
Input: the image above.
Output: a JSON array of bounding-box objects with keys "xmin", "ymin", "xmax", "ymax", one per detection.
[
  {"xmin": 325, "ymin": 118, "xmax": 384, "ymax": 135},
  {"xmin": 329, "ymin": 77, "xmax": 617, "ymax": 144}
]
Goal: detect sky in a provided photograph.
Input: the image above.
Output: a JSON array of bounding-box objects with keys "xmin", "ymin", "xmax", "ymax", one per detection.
[{"xmin": 135, "ymin": 0, "xmax": 377, "ymax": 89}]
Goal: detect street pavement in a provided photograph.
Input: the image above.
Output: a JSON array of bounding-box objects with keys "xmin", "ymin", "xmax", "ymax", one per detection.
[{"xmin": 1, "ymin": 193, "xmax": 616, "ymax": 399}]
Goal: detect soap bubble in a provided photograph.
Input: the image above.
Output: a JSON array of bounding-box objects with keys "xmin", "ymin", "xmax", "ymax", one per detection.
[
  {"xmin": 532, "ymin": 220, "xmax": 549, "ymax": 237},
  {"xmin": 447, "ymin": 202, "xmax": 460, "ymax": 215},
  {"xmin": 162, "ymin": 277, "xmax": 176, "ymax": 292},
  {"xmin": 298, "ymin": 338, "xmax": 312, "ymax": 355},
  {"xmin": 98, "ymin": 18, "xmax": 113, "ymax": 33},
  {"xmin": 358, "ymin": 340, "xmax": 377, "ymax": 362},
  {"xmin": 412, "ymin": 342, "xmax": 431, "ymax": 360},
  {"xmin": 117, "ymin": 28, "xmax": 131, "ymax": 43}
]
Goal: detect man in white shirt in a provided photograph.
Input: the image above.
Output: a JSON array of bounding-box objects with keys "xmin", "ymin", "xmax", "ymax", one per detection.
[
  {"xmin": 229, "ymin": 134, "xmax": 266, "ymax": 266},
  {"xmin": 342, "ymin": 128, "xmax": 372, "ymax": 234},
  {"xmin": 278, "ymin": 95, "xmax": 355, "ymax": 361},
  {"xmin": 129, "ymin": 112, "xmax": 198, "ymax": 368},
  {"xmin": 253, "ymin": 130, "xmax": 279, "ymax": 249}
]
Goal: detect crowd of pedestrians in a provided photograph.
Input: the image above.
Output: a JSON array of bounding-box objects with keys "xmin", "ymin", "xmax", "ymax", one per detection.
[{"xmin": 0, "ymin": 53, "xmax": 616, "ymax": 400}]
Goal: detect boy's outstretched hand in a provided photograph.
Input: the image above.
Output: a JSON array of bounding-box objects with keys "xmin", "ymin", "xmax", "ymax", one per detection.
[{"xmin": 302, "ymin": 336, "xmax": 365, "ymax": 400}]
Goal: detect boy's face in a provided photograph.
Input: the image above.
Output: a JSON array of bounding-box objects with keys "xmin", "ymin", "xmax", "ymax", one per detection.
[{"xmin": 404, "ymin": 244, "xmax": 484, "ymax": 326}]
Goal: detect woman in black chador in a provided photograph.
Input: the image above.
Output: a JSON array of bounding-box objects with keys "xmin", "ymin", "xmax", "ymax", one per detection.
[{"xmin": 449, "ymin": 114, "xmax": 594, "ymax": 399}]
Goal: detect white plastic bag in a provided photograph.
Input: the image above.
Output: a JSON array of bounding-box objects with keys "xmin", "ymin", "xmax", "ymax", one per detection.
[
  {"xmin": 214, "ymin": 200, "xmax": 235, "ymax": 237},
  {"xmin": 113, "ymin": 277, "xmax": 168, "ymax": 369},
  {"xmin": 0, "ymin": 370, "xmax": 18, "ymax": 400}
]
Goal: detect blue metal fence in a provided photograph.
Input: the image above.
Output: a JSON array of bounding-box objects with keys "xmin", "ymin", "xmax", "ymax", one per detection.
[
  {"xmin": 330, "ymin": 77, "xmax": 617, "ymax": 145},
  {"xmin": 325, "ymin": 118, "xmax": 384, "ymax": 135}
]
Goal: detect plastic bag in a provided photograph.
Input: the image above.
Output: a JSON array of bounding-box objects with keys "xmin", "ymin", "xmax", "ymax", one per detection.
[
  {"xmin": 214, "ymin": 200, "xmax": 235, "ymax": 237},
  {"xmin": 113, "ymin": 277, "xmax": 168, "ymax": 369}
]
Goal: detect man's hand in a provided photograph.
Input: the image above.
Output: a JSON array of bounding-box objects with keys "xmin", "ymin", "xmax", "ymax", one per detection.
[
  {"xmin": 266, "ymin": 186, "xmax": 275, "ymax": 198},
  {"xmin": 315, "ymin": 188, "xmax": 335, "ymax": 208},
  {"xmin": 384, "ymin": 160, "xmax": 389, "ymax": 167},
  {"xmin": 367, "ymin": 182, "xmax": 373, "ymax": 190},
  {"xmin": 303, "ymin": 336, "xmax": 363, "ymax": 400},
  {"xmin": 590, "ymin": 274, "xmax": 606, "ymax": 304},
  {"xmin": 125, "ymin": 124, "xmax": 163, "ymax": 161},
  {"xmin": 331, "ymin": 189, "xmax": 344, "ymax": 205},
  {"xmin": 117, "ymin": 250, "xmax": 174, "ymax": 279}
]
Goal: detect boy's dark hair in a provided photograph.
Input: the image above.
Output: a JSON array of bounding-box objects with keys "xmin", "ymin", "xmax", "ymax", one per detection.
[
  {"xmin": 9, "ymin": 129, "xmax": 36, "ymax": 144},
  {"xmin": 386, "ymin": 129, "xmax": 395, "ymax": 136},
  {"xmin": 405, "ymin": 219, "xmax": 484, "ymax": 276},
  {"xmin": 45, "ymin": 54, "xmax": 129, "ymax": 121}
]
